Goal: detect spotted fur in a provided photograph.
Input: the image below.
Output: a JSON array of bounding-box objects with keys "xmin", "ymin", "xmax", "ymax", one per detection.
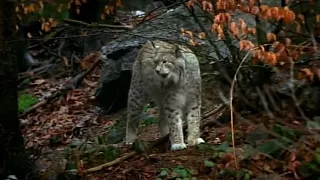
[{"xmin": 125, "ymin": 40, "xmax": 204, "ymax": 151}]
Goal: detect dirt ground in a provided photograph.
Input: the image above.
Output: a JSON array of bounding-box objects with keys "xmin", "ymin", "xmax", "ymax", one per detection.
[{"xmin": 21, "ymin": 62, "xmax": 314, "ymax": 180}]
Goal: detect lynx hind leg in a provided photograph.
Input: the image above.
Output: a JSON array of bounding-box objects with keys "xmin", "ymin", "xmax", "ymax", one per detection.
[
  {"xmin": 125, "ymin": 73, "xmax": 146, "ymax": 145},
  {"xmin": 186, "ymin": 102, "xmax": 205, "ymax": 146},
  {"xmin": 158, "ymin": 106, "xmax": 170, "ymax": 137}
]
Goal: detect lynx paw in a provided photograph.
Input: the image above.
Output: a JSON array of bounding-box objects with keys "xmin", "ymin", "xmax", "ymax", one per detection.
[
  {"xmin": 171, "ymin": 143, "xmax": 187, "ymax": 151},
  {"xmin": 187, "ymin": 138, "xmax": 205, "ymax": 146},
  {"xmin": 125, "ymin": 136, "xmax": 137, "ymax": 145}
]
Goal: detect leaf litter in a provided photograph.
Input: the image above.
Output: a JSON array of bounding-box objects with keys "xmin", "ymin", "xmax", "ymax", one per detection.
[{"xmin": 19, "ymin": 60, "xmax": 320, "ymax": 180}]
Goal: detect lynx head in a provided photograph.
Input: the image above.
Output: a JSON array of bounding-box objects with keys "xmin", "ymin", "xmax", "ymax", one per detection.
[{"xmin": 148, "ymin": 40, "xmax": 185, "ymax": 85}]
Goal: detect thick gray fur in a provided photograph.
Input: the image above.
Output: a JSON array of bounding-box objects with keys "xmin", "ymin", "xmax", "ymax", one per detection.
[{"xmin": 126, "ymin": 40, "xmax": 205, "ymax": 151}]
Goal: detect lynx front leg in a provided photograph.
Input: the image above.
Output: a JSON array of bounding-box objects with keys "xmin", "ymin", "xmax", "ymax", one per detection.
[
  {"xmin": 186, "ymin": 103, "xmax": 205, "ymax": 146},
  {"xmin": 125, "ymin": 72, "xmax": 146, "ymax": 145},
  {"xmin": 164, "ymin": 93, "xmax": 187, "ymax": 151},
  {"xmin": 165, "ymin": 108, "xmax": 186, "ymax": 151}
]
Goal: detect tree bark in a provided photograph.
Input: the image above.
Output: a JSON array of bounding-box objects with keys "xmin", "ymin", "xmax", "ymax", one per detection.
[{"xmin": 0, "ymin": 0, "xmax": 35, "ymax": 179}]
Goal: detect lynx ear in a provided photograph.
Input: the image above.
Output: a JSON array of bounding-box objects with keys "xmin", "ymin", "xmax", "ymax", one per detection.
[{"xmin": 174, "ymin": 45, "xmax": 182, "ymax": 58}]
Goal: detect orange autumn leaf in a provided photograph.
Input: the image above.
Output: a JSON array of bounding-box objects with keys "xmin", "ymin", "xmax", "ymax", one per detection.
[
  {"xmin": 251, "ymin": 6, "xmax": 260, "ymax": 15},
  {"xmin": 316, "ymin": 14, "xmax": 320, "ymax": 22},
  {"xmin": 300, "ymin": 68, "xmax": 314, "ymax": 81},
  {"xmin": 247, "ymin": 27, "xmax": 257, "ymax": 35},
  {"xmin": 186, "ymin": 0, "xmax": 195, "ymax": 9},
  {"xmin": 266, "ymin": 32, "xmax": 277, "ymax": 42},
  {"xmin": 283, "ymin": 6, "xmax": 296, "ymax": 24},
  {"xmin": 272, "ymin": 42, "xmax": 286, "ymax": 53},
  {"xmin": 239, "ymin": 40, "xmax": 255, "ymax": 51},
  {"xmin": 230, "ymin": 22, "xmax": 239, "ymax": 36},
  {"xmin": 202, "ymin": 1, "xmax": 213, "ymax": 11},
  {"xmin": 216, "ymin": 0, "xmax": 229, "ymax": 10},
  {"xmin": 115, "ymin": 0, "xmax": 123, "ymax": 7},
  {"xmin": 263, "ymin": 52, "xmax": 277, "ymax": 65}
]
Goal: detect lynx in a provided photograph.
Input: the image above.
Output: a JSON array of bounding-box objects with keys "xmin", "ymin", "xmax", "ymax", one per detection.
[{"xmin": 125, "ymin": 40, "xmax": 205, "ymax": 151}]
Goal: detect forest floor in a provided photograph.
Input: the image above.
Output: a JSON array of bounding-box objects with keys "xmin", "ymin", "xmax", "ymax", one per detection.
[{"xmin": 19, "ymin": 58, "xmax": 320, "ymax": 180}]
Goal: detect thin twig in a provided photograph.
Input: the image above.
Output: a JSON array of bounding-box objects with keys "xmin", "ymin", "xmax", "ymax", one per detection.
[
  {"xmin": 63, "ymin": 18, "xmax": 133, "ymax": 29},
  {"xmin": 82, "ymin": 151, "xmax": 137, "ymax": 174},
  {"xmin": 201, "ymin": 104, "xmax": 226, "ymax": 120},
  {"xmin": 229, "ymin": 50, "xmax": 253, "ymax": 169},
  {"xmin": 19, "ymin": 53, "xmax": 102, "ymax": 118},
  {"xmin": 81, "ymin": 105, "xmax": 226, "ymax": 174}
]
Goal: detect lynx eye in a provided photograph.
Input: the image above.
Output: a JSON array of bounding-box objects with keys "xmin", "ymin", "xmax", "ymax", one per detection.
[{"xmin": 162, "ymin": 60, "xmax": 167, "ymax": 63}]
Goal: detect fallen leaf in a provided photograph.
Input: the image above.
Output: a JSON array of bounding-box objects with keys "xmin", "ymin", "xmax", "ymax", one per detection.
[{"xmin": 32, "ymin": 79, "xmax": 46, "ymax": 85}]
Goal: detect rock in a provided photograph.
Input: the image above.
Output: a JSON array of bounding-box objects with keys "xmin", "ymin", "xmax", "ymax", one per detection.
[
  {"xmin": 95, "ymin": 2, "xmax": 279, "ymax": 113},
  {"xmin": 95, "ymin": 4, "xmax": 211, "ymax": 113}
]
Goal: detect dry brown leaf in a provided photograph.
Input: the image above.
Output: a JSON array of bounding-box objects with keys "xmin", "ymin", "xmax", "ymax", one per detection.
[
  {"xmin": 185, "ymin": 30, "xmax": 193, "ymax": 37},
  {"xmin": 32, "ymin": 79, "xmax": 46, "ymax": 85},
  {"xmin": 198, "ymin": 32, "xmax": 206, "ymax": 39},
  {"xmin": 100, "ymin": 14, "xmax": 105, "ymax": 20},
  {"xmin": 189, "ymin": 39, "xmax": 197, "ymax": 46},
  {"xmin": 61, "ymin": 56, "xmax": 69, "ymax": 67},
  {"xmin": 285, "ymin": 38, "xmax": 291, "ymax": 46},
  {"xmin": 301, "ymin": 68, "xmax": 314, "ymax": 81},
  {"xmin": 27, "ymin": 32, "xmax": 32, "ymax": 38}
]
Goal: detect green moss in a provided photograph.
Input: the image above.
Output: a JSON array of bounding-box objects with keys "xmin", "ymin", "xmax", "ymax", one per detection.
[{"xmin": 18, "ymin": 92, "xmax": 38, "ymax": 112}]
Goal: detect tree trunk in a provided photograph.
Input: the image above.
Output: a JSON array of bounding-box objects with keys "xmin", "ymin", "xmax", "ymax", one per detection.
[{"xmin": 0, "ymin": 0, "xmax": 35, "ymax": 179}]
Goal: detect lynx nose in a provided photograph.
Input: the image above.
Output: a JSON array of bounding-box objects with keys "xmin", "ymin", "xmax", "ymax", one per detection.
[
  {"xmin": 160, "ymin": 73, "xmax": 168, "ymax": 78},
  {"xmin": 156, "ymin": 70, "xmax": 168, "ymax": 78}
]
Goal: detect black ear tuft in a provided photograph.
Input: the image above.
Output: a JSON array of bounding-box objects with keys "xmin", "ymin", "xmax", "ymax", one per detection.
[
  {"xmin": 174, "ymin": 45, "xmax": 182, "ymax": 58},
  {"xmin": 149, "ymin": 40, "xmax": 156, "ymax": 49}
]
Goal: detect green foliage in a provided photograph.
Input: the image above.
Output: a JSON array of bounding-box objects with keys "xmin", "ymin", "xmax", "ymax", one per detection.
[
  {"xmin": 142, "ymin": 115, "xmax": 157, "ymax": 126},
  {"xmin": 203, "ymin": 160, "xmax": 215, "ymax": 167},
  {"xmin": 142, "ymin": 104, "xmax": 158, "ymax": 126},
  {"xmin": 101, "ymin": 113, "xmax": 127, "ymax": 144},
  {"xmin": 272, "ymin": 124, "xmax": 302, "ymax": 140},
  {"xmin": 196, "ymin": 141, "xmax": 231, "ymax": 154},
  {"xmin": 159, "ymin": 168, "xmax": 169, "ymax": 177},
  {"xmin": 157, "ymin": 166, "xmax": 197, "ymax": 180},
  {"xmin": 44, "ymin": 3, "xmax": 69, "ymax": 21},
  {"xmin": 18, "ymin": 92, "xmax": 38, "ymax": 112},
  {"xmin": 63, "ymin": 136, "xmax": 122, "ymax": 172},
  {"xmin": 19, "ymin": 0, "xmax": 70, "ymax": 23},
  {"xmin": 173, "ymin": 165, "xmax": 190, "ymax": 178},
  {"xmin": 216, "ymin": 169, "xmax": 252, "ymax": 180},
  {"xmin": 256, "ymin": 139, "xmax": 287, "ymax": 156},
  {"xmin": 297, "ymin": 148, "xmax": 320, "ymax": 177}
]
